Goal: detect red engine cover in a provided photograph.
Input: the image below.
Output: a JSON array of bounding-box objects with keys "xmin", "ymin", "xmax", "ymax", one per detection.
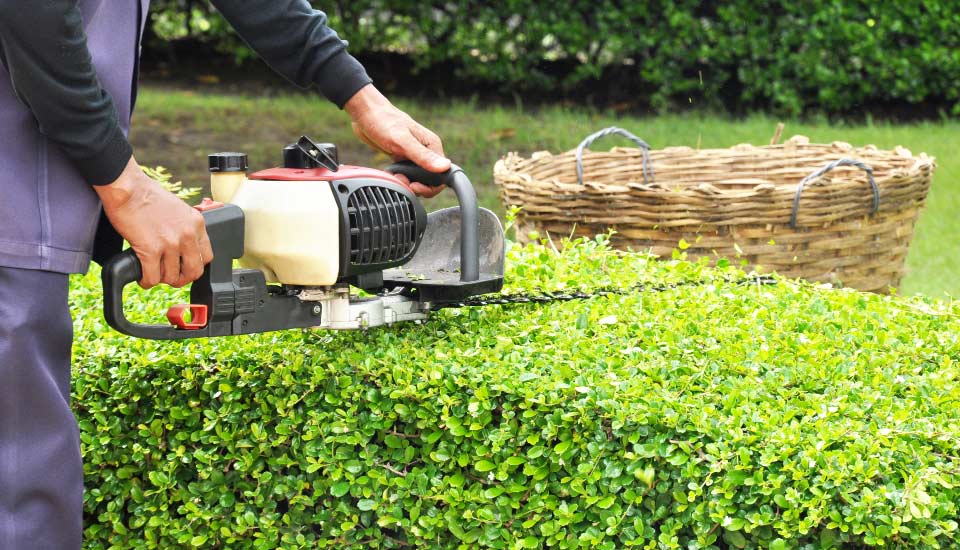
[{"xmin": 249, "ymin": 165, "xmax": 404, "ymax": 185}]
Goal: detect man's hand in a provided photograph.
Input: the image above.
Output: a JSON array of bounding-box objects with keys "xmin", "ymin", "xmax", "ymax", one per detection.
[
  {"xmin": 94, "ymin": 157, "xmax": 213, "ymax": 289},
  {"xmin": 344, "ymin": 84, "xmax": 451, "ymax": 198}
]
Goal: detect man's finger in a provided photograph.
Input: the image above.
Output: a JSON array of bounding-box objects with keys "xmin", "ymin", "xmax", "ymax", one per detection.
[
  {"xmin": 198, "ymin": 232, "xmax": 214, "ymax": 267},
  {"xmin": 193, "ymin": 215, "xmax": 214, "ymax": 267},
  {"xmin": 138, "ymin": 252, "xmax": 162, "ymax": 289},
  {"xmin": 161, "ymin": 250, "xmax": 182, "ymax": 287},
  {"xmin": 410, "ymin": 182, "xmax": 444, "ymax": 198},
  {"xmin": 410, "ymin": 124, "xmax": 446, "ymax": 159},
  {"xmin": 177, "ymin": 239, "xmax": 204, "ymax": 287},
  {"xmin": 397, "ymin": 129, "xmax": 451, "ymax": 173}
]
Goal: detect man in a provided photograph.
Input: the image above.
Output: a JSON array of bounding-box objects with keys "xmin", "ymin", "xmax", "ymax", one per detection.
[{"xmin": 0, "ymin": 1, "xmax": 448, "ymax": 548}]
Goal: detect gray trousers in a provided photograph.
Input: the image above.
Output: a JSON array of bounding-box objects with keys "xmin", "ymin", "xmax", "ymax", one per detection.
[{"xmin": 0, "ymin": 266, "xmax": 82, "ymax": 549}]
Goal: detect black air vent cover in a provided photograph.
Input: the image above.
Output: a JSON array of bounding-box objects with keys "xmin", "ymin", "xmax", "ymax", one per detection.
[
  {"xmin": 347, "ymin": 186, "xmax": 418, "ymax": 265},
  {"xmin": 333, "ymin": 179, "xmax": 427, "ymax": 285}
]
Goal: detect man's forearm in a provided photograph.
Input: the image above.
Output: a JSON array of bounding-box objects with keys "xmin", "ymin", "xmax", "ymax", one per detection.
[
  {"xmin": 0, "ymin": 0, "xmax": 132, "ymax": 185},
  {"xmin": 211, "ymin": 0, "xmax": 372, "ymax": 107}
]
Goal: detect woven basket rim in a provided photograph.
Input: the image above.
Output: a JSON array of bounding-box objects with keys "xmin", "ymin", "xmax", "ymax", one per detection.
[
  {"xmin": 494, "ymin": 135, "xmax": 934, "ymax": 229},
  {"xmin": 496, "ymin": 136, "xmax": 935, "ymax": 192}
]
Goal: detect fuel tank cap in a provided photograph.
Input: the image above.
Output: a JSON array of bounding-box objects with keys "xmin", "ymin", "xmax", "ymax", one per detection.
[
  {"xmin": 208, "ymin": 152, "xmax": 248, "ymax": 173},
  {"xmin": 284, "ymin": 136, "xmax": 338, "ymax": 171}
]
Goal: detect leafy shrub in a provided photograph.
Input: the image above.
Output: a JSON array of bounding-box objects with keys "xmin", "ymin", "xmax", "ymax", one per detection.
[
  {"xmin": 145, "ymin": 1, "xmax": 960, "ymax": 115},
  {"xmin": 143, "ymin": 165, "xmax": 200, "ymax": 200},
  {"xmin": 73, "ymin": 233, "xmax": 960, "ymax": 549}
]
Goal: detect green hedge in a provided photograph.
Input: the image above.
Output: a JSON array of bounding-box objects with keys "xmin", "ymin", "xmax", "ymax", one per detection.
[
  {"xmin": 146, "ymin": 1, "xmax": 960, "ymax": 115},
  {"xmin": 73, "ymin": 233, "xmax": 960, "ymax": 549}
]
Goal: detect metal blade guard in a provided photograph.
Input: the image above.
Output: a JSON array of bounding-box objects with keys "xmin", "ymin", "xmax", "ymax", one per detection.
[
  {"xmin": 383, "ymin": 206, "xmax": 505, "ymax": 302},
  {"xmin": 383, "ymin": 162, "xmax": 505, "ymax": 303}
]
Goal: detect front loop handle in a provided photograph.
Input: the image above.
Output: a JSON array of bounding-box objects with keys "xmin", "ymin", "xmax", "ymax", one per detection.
[
  {"xmin": 575, "ymin": 127, "xmax": 653, "ymax": 185},
  {"xmin": 790, "ymin": 158, "xmax": 880, "ymax": 229}
]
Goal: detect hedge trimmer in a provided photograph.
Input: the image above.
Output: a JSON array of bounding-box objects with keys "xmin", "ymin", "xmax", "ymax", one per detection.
[{"xmin": 102, "ymin": 136, "xmax": 770, "ymax": 340}]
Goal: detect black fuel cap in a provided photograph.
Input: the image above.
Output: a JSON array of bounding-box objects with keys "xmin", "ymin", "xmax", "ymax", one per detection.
[
  {"xmin": 208, "ymin": 152, "xmax": 248, "ymax": 173},
  {"xmin": 283, "ymin": 144, "xmax": 318, "ymax": 169},
  {"xmin": 285, "ymin": 135, "xmax": 338, "ymax": 171}
]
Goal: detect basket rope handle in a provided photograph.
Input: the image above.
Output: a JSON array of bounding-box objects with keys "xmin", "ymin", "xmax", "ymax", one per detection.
[
  {"xmin": 576, "ymin": 127, "xmax": 654, "ymax": 185},
  {"xmin": 790, "ymin": 158, "xmax": 880, "ymax": 229}
]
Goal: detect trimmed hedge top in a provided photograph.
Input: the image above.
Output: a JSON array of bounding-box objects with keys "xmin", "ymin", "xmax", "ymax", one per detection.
[{"xmin": 73, "ymin": 235, "xmax": 960, "ymax": 549}]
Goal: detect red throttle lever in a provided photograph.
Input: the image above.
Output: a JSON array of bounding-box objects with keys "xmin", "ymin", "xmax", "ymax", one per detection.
[{"xmin": 166, "ymin": 304, "xmax": 209, "ymax": 330}]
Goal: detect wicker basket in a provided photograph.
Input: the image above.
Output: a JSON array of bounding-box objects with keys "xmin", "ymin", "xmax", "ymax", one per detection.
[{"xmin": 494, "ymin": 128, "xmax": 935, "ymax": 293}]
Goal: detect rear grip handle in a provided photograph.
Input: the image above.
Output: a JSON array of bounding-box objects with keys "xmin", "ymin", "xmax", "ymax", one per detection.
[
  {"xmin": 386, "ymin": 161, "xmax": 480, "ymax": 282},
  {"xmin": 384, "ymin": 161, "xmax": 452, "ymax": 188},
  {"xmin": 102, "ymin": 248, "xmax": 204, "ymax": 340}
]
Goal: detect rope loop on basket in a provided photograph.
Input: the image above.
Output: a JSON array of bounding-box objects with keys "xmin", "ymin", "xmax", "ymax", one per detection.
[
  {"xmin": 791, "ymin": 158, "xmax": 880, "ymax": 229},
  {"xmin": 576, "ymin": 127, "xmax": 653, "ymax": 185}
]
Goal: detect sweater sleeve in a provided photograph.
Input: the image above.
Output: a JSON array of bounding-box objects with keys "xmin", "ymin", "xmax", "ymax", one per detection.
[
  {"xmin": 210, "ymin": 0, "xmax": 372, "ymax": 108},
  {"xmin": 0, "ymin": 0, "xmax": 133, "ymax": 185}
]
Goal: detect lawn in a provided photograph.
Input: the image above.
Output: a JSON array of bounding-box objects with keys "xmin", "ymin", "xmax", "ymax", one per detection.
[{"xmin": 130, "ymin": 85, "xmax": 959, "ymax": 297}]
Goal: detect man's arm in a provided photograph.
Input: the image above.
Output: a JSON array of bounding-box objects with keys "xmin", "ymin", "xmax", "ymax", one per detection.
[
  {"xmin": 0, "ymin": 0, "xmax": 131, "ymax": 184},
  {"xmin": 0, "ymin": 0, "xmax": 212, "ymax": 288},
  {"xmin": 212, "ymin": 0, "xmax": 452, "ymax": 195},
  {"xmin": 210, "ymin": 0, "xmax": 371, "ymax": 108}
]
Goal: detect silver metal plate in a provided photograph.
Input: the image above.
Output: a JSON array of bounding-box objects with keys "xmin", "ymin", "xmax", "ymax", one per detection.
[{"xmin": 297, "ymin": 285, "xmax": 428, "ymax": 330}]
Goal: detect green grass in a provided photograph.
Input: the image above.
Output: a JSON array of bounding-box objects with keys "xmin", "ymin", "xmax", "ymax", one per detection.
[{"xmin": 131, "ymin": 86, "xmax": 960, "ymax": 297}]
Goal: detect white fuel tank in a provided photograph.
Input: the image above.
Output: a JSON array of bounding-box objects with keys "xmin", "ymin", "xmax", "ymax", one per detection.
[{"xmin": 211, "ymin": 172, "xmax": 340, "ymax": 285}]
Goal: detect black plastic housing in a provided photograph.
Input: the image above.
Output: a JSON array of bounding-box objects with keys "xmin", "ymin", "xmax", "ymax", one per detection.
[
  {"xmin": 102, "ymin": 204, "xmax": 324, "ymax": 340},
  {"xmin": 330, "ymin": 178, "xmax": 428, "ymax": 288}
]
